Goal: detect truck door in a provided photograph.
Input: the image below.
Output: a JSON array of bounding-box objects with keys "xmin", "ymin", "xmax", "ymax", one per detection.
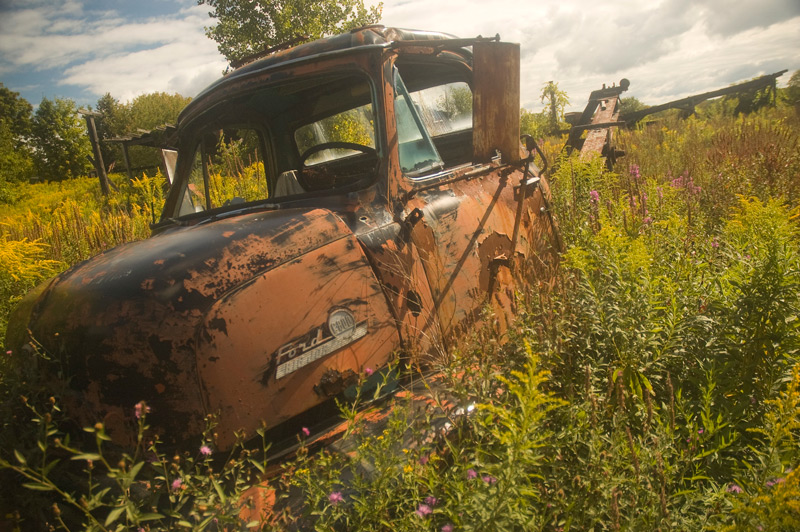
[{"xmin": 390, "ymin": 44, "xmax": 557, "ymax": 340}]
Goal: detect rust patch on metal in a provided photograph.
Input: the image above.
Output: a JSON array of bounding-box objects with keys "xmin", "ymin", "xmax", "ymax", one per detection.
[{"xmin": 314, "ymin": 368, "xmax": 359, "ymax": 397}]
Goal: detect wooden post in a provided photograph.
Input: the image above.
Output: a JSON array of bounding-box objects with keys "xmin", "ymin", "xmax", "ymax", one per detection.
[
  {"xmin": 81, "ymin": 110, "xmax": 111, "ymax": 195},
  {"xmin": 121, "ymin": 143, "xmax": 134, "ymax": 181}
]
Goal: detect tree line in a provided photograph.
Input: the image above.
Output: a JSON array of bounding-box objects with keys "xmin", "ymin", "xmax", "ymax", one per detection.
[{"xmin": 0, "ymin": 87, "xmax": 190, "ymax": 192}]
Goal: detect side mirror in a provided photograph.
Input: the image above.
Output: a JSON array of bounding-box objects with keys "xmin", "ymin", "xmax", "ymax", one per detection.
[{"xmin": 472, "ymin": 41, "xmax": 521, "ymax": 164}]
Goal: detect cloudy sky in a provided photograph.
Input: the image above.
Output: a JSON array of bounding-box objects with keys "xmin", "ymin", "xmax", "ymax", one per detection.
[{"xmin": 0, "ymin": 0, "xmax": 798, "ymax": 113}]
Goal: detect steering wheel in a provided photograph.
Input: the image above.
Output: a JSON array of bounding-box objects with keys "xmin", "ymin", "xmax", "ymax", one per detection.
[{"xmin": 298, "ymin": 142, "xmax": 378, "ymax": 191}]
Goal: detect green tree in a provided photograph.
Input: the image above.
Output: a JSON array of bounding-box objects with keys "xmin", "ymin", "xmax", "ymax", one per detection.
[
  {"xmin": 0, "ymin": 84, "xmax": 33, "ymax": 140},
  {"xmin": 198, "ymin": 0, "xmax": 383, "ymax": 64},
  {"xmin": 94, "ymin": 93, "xmax": 130, "ymax": 170},
  {"xmin": 128, "ymin": 92, "xmax": 190, "ymax": 131},
  {"xmin": 520, "ymin": 107, "xmax": 548, "ymax": 139},
  {"xmin": 618, "ymin": 96, "xmax": 648, "ymax": 116},
  {"xmin": 30, "ymin": 97, "xmax": 92, "ymax": 181},
  {"xmin": 540, "ymin": 81, "xmax": 569, "ymax": 135},
  {"xmin": 784, "ymin": 70, "xmax": 800, "ymax": 105},
  {"xmin": 0, "ymin": 121, "xmax": 35, "ymax": 188},
  {"xmin": 0, "ymin": 85, "xmax": 35, "ymax": 186}
]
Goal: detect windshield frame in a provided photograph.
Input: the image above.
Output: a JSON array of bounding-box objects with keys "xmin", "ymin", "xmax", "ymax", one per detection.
[{"xmin": 159, "ymin": 63, "xmax": 384, "ymax": 225}]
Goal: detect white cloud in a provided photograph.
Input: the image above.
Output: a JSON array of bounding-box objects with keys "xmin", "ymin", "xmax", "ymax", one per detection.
[
  {"xmin": 694, "ymin": 0, "xmax": 800, "ymax": 36},
  {"xmin": 61, "ymin": 39, "xmax": 226, "ymax": 102},
  {"xmin": 0, "ymin": 0, "xmax": 227, "ymax": 102},
  {"xmin": 374, "ymin": 0, "xmax": 800, "ymax": 111}
]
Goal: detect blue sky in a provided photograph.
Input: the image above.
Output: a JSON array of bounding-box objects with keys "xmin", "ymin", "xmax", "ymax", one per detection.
[
  {"xmin": 0, "ymin": 0, "xmax": 227, "ymax": 106},
  {"xmin": 1, "ymin": 0, "xmax": 798, "ymax": 113}
]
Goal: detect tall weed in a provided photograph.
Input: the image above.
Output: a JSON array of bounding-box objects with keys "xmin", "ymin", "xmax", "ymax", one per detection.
[{"xmin": 0, "ymin": 173, "xmax": 165, "ymax": 345}]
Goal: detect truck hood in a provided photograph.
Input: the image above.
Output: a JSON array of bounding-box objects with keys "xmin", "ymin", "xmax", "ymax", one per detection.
[{"xmin": 8, "ymin": 207, "xmax": 352, "ymax": 445}]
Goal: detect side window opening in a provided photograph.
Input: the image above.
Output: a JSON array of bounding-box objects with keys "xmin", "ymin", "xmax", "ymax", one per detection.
[
  {"xmin": 411, "ymin": 81, "xmax": 473, "ymax": 168},
  {"xmin": 410, "ymin": 81, "xmax": 473, "ymax": 136},
  {"xmin": 394, "ymin": 58, "xmax": 474, "ymax": 171}
]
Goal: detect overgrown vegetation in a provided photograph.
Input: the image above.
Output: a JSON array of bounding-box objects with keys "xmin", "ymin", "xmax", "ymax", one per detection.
[
  {"xmin": 0, "ymin": 173, "xmax": 165, "ymax": 343},
  {"xmin": 1, "ymin": 102, "xmax": 800, "ymax": 530}
]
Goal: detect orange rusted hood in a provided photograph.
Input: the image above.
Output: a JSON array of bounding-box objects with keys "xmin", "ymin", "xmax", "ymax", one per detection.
[{"xmin": 10, "ymin": 207, "xmax": 355, "ymax": 446}]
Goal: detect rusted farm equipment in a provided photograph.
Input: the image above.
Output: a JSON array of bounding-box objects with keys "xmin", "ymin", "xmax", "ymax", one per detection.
[{"xmin": 564, "ymin": 70, "xmax": 787, "ymax": 168}]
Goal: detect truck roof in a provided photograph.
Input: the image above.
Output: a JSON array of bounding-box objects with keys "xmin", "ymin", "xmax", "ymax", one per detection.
[{"xmin": 180, "ymin": 26, "xmax": 459, "ymax": 126}]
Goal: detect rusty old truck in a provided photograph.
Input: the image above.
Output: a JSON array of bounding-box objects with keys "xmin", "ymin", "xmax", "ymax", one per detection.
[{"xmin": 6, "ymin": 26, "xmax": 560, "ymax": 450}]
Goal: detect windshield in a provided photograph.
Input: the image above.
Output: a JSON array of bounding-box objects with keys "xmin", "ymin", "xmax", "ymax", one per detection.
[
  {"xmin": 294, "ymin": 104, "xmax": 375, "ymax": 165},
  {"xmin": 172, "ymin": 72, "xmax": 378, "ymax": 218}
]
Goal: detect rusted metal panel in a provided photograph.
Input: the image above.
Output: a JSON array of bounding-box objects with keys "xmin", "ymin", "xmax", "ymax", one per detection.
[
  {"xmin": 355, "ymin": 220, "xmax": 442, "ymax": 358},
  {"xmin": 197, "ymin": 234, "xmax": 399, "ymax": 449},
  {"xmin": 15, "ymin": 208, "xmax": 372, "ymax": 446},
  {"xmin": 580, "ymin": 93, "xmax": 622, "ymax": 160},
  {"xmin": 406, "ymin": 163, "xmax": 558, "ymax": 339},
  {"xmin": 472, "ymin": 42, "xmax": 521, "ymax": 163}
]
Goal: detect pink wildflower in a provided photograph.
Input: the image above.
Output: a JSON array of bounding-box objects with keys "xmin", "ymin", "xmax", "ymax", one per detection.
[
  {"xmin": 425, "ymin": 496, "xmax": 439, "ymax": 506},
  {"xmin": 589, "ymin": 190, "xmax": 600, "ymax": 203},
  {"xmin": 442, "ymin": 525, "xmax": 454, "ymax": 532},
  {"xmin": 134, "ymin": 401, "xmax": 150, "ymax": 419},
  {"xmin": 482, "ymin": 475, "xmax": 498, "ymax": 485},
  {"xmin": 415, "ymin": 503, "xmax": 432, "ymax": 517},
  {"xmin": 301, "ymin": 427, "xmax": 310, "ymax": 437},
  {"xmin": 328, "ymin": 491, "xmax": 344, "ymax": 505},
  {"xmin": 419, "ymin": 454, "xmax": 429, "ymax": 465},
  {"xmin": 5, "ymin": 350, "xmax": 11, "ymax": 355},
  {"xmin": 171, "ymin": 478, "xmax": 182, "ymax": 491},
  {"xmin": 467, "ymin": 469, "xmax": 478, "ymax": 480},
  {"xmin": 364, "ymin": 367, "xmax": 374, "ymax": 376},
  {"xmin": 727, "ymin": 484, "xmax": 742, "ymax": 494},
  {"xmin": 200, "ymin": 445, "xmax": 212, "ymax": 456}
]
